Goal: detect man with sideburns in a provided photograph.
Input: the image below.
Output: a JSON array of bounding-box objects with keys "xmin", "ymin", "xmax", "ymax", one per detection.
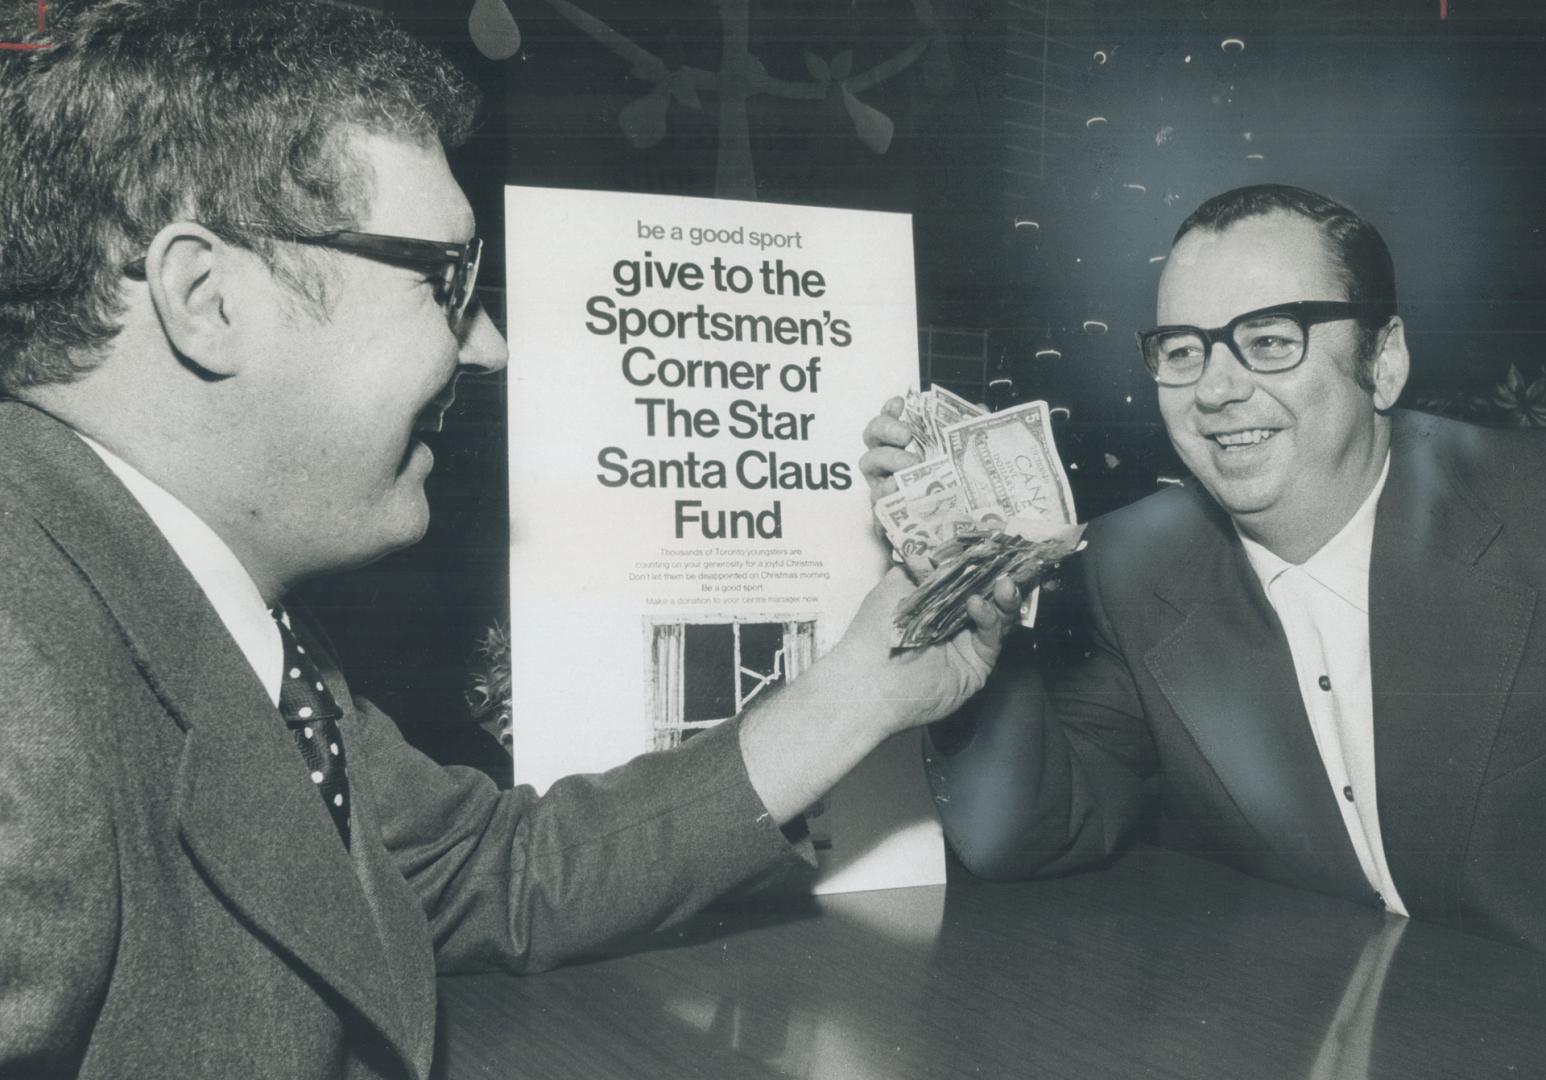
[
  {"xmin": 0, "ymin": 3, "xmax": 1021, "ymax": 1076},
  {"xmin": 865, "ymin": 184, "xmax": 1546, "ymax": 951}
]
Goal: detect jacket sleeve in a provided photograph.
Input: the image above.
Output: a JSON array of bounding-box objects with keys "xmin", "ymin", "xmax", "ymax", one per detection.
[
  {"xmin": 0, "ymin": 618, "xmax": 120, "ymax": 1077},
  {"xmin": 924, "ymin": 545, "xmax": 1158, "ymax": 880},
  {"xmin": 350, "ymin": 698, "xmax": 815, "ymax": 975}
]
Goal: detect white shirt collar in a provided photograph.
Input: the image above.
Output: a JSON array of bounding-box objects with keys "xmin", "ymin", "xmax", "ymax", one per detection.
[
  {"xmin": 77, "ymin": 433, "xmax": 283, "ymax": 706},
  {"xmin": 1237, "ymin": 452, "xmax": 1391, "ymax": 614}
]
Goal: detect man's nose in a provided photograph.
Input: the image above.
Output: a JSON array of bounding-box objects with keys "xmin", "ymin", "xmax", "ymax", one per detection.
[
  {"xmin": 457, "ymin": 304, "xmax": 510, "ymax": 374},
  {"xmin": 1191, "ymin": 340, "xmax": 1253, "ymax": 408}
]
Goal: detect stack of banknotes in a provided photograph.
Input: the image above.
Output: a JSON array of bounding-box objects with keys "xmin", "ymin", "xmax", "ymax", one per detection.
[{"xmin": 876, "ymin": 387, "xmax": 1085, "ymax": 648}]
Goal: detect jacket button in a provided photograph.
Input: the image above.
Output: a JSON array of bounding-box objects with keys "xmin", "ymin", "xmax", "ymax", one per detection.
[
  {"xmin": 1343, "ymin": 785, "xmax": 1355, "ymax": 802},
  {"xmin": 1318, "ymin": 675, "xmax": 1332, "ymax": 691}
]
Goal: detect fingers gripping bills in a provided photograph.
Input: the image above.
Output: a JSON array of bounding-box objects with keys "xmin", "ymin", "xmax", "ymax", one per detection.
[{"xmin": 876, "ymin": 390, "xmax": 1085, "ymax": 647}]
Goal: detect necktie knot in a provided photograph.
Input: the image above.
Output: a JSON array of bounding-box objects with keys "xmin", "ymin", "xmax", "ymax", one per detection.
[{"xmin": 271, "ymin": 607, "xmax": 343, "ymax": 727}]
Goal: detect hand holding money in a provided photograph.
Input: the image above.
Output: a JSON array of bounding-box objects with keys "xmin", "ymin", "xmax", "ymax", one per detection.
[{"xmin": 861, "ymin": 390, "xmax": 1085, "ymax": 648}]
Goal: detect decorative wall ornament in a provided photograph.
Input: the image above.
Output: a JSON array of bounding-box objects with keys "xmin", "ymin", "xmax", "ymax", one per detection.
[
  {"xmin": 469, "ymin": 0, "xmax": 521, "ymax": 59},
  {"xmin": 481, "ymin": 0, "xmax": 953, "ymax": 199}
]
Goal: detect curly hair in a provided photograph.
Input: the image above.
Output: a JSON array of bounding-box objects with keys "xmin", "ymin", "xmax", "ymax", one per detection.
[
  {"xmin": 0, "ymin": 0, "xmax": 481, "ymax": 391},
  {"xmin": 1173, "ymin": 185, "xmax": 1398, "ymax": 392}
]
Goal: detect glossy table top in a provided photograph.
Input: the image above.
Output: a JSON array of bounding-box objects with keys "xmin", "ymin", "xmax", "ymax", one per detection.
[{"xmin": 434, "ymin": 849, "xmax": 1546, "ymax": 1079}]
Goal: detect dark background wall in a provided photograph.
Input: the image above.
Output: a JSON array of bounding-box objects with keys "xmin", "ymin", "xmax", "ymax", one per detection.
[{"xmin": 300, "ymin": 0, "xmax": 1546, "ymax": 776}]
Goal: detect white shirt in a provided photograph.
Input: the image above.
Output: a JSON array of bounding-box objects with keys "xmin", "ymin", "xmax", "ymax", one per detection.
[
  {"xmin": 78, "ymin": 434, "xmax": 284, "ymax": 707},
  {"xmin": 1237, "ymin": 455, "xmax": 1408, "ymax": 917}
]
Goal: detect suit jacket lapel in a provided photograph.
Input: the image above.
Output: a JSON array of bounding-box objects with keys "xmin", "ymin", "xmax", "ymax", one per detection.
[
  {"xmin": 1145, "ymin": 490, "xmax": 1368, "ymax": 899},
  {"xmin": 301, "ymin": 623, "xmax": 441, "ymax": 1076},
  {"xmin": 1370, "ymin": 413, "xmax": 1536, "ymax": 923},
  {"xmin": 0, "ymin": 403, "xmax": 419, "ymax": 1070}
]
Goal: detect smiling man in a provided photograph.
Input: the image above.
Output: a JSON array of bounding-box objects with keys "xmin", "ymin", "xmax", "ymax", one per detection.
[
  {"xmin": 0, "ymin": 3, "xmax": 1021, "ymax": 1077},
  {"xmin": 1152, "ymin": 204, "xmax": 1407, "ymax": 564},
  {"xmin": 864, "ymin": 184, "xmax": 1546, "ymax": 951}
]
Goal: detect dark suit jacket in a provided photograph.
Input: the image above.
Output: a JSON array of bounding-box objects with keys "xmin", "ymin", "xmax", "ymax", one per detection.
[
  {"xmin": 927, "ymin": 410, "xmax": 1546, "ymax": 951},
  {"xmin": 0, "ymin": 401, "xmax": 808, "ymax": 1078}
]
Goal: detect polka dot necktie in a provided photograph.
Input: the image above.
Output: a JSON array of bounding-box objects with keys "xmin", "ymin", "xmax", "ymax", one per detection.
[{"xmin": 270, "ymin": 608, "xmax": 350, "ymax": 849}]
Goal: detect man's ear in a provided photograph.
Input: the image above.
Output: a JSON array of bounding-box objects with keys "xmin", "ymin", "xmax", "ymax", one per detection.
[
  {"xmin": 142, "ymin": 223, "xmax": 245, "ymax": 377},
  {"xmin": 1369, "ymin": 316, "xmax": 1410, "ymax": 412}
]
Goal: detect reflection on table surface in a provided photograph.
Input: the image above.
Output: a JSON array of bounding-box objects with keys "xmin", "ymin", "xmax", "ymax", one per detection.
[{"xmin": 434, "ymin": 848, "xmax": 1546, "ymax": 1079}]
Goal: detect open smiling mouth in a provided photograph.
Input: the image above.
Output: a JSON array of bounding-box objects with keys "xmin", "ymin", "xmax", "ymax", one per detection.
[
  {"xmin": 400, "ymin": 411, "xmax": 446, "ymax": 471},
  {"xmin": 415, "ymin": 406, "xmax": 448, "ymax": 437},
  {"xmin": 1210, "ymin": 429, "xmax": 1279, "ymax": 449}
]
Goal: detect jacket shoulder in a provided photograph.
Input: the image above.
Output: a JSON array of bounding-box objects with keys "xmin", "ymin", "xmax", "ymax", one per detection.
[
  {"xmin": 1079, "ymin": 482, "xmax": 1222, "ymax": 590},
  {"xmin": 1393, "ymin": 409, "xmax": 1546, "ymax": 524}
]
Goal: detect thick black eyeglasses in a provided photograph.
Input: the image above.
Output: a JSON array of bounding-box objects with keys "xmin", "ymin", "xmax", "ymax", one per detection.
[
  {"xmin": 123, "ymin": 229, "xmax": 483, "ymax": 331},
  {"xmin": 1136, "ymin": 300, "xmax": 1387, "ymax": 388}
]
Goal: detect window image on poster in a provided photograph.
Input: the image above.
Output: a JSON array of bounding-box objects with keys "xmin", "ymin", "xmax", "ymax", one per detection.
[{"xmin": 505, "ymin": 186, "xmax": 940, "ymax": 893}]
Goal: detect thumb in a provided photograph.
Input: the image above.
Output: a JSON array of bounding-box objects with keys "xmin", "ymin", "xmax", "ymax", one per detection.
[{"xmin": 962, "ymin": 576, "xmax": 1018, "ymax": 666}]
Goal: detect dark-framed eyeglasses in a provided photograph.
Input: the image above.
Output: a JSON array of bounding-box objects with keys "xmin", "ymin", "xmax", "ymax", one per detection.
[
  {"xmin": 1136, "ymin": 300, "xmax": 1387, "ymax": 388},
  {"xmin": 123, "ymin": 229, "xmax": 483, "ymax": 331}
]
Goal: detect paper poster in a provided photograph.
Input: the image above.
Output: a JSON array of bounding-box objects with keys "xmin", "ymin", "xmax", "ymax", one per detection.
[{"xmin": 505, "ymin": 185, "xmax": 942, "ymax": 893}]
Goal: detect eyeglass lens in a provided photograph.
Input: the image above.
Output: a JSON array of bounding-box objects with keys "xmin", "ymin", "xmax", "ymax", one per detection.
[
  {"xmin": 446, "ymin": 240, "xmax": 482, "ymax": 328},
  {"xmin": 1148, "ymin": 313, "xmax": 1306, "ymax": 384}
]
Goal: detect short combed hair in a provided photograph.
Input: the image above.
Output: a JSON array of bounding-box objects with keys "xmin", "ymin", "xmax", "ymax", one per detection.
[
  {"xmin": 1173, "ymin": 184, "xmax": 1397, "ymax": 391},
  {"xmin": 0, "ymin": 0, "xmax": 480, "ymax": 391}
]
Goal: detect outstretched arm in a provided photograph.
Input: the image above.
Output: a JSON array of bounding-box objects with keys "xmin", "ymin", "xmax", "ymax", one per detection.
[{"xmin": 365, "ymin": 543, "xmax": 1020, "ymax": 974}]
